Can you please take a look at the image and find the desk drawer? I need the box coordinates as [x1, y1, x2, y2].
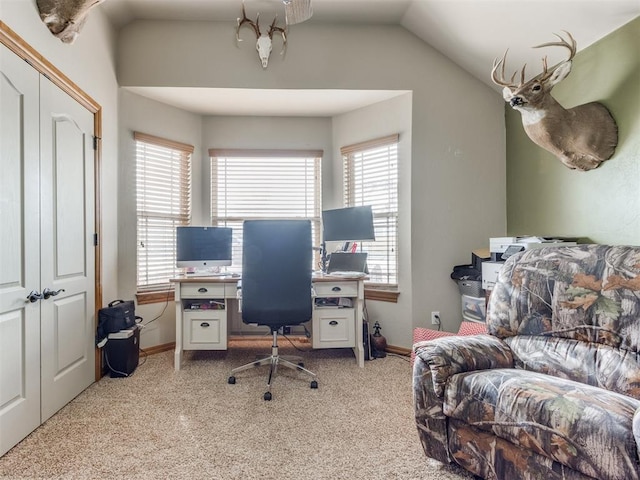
[181, 283, 226, 298]
[312, 308, 355, 348]
[314, 282, 358, 297]
[183, 311, 227, 350]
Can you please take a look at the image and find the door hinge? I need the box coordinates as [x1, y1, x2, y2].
[93, 233, 99, 246]
[93, 136, 100, 150]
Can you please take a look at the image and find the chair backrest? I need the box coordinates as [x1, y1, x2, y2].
[241, 219, 312, 327]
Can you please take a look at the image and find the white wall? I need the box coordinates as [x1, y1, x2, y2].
[116, 20, 507, 348]
[2, 1, 120, 306]
[117, 89, 203, 348]
[332, 94, 413, 347]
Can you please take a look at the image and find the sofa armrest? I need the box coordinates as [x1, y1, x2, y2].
[414, 335, 514, 397]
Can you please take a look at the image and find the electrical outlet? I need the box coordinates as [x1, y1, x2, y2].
[282, 326, 291, 335]
[431, 311, 441, 325]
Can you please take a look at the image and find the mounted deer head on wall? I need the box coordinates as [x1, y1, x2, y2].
[492, 31, 618, 171]
[236, 3, 287, 69]
[37, 0, 105, 44]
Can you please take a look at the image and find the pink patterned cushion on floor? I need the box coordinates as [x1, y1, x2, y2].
[411, 321, 487, 366]
[458, 321, 488, 336]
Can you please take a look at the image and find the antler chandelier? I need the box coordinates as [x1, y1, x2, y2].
[236, 0, 313, 68]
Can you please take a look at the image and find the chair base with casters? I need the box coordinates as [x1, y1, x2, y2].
[228, 329, 318, 401]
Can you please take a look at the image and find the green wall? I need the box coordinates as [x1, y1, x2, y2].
[506, 17, 640, 245]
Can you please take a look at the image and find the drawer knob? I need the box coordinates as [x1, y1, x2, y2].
[198, 288, 208, 293]
[200, 322, 210, 328]
[331, 286, 341, 292]
[329, 320, 339, 326]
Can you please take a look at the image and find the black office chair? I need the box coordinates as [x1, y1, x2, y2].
[227, 219, 318, 401]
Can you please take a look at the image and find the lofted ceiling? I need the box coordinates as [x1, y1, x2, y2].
[100, 0, 640, 116]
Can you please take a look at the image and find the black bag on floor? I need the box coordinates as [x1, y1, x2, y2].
[96, 300, 140, 343]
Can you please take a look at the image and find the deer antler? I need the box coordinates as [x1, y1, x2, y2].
[236, 2, 260, 41]
[491, 50, 527, 89]
[492, 31, 576, 89]
[532, 31, 577, 82]
[268, 15, 287, 54]
[533, 31, 577, 58]
[236, 4, 288, 68]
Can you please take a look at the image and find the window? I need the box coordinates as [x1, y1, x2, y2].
[135, 132, 192, 298]
[209, 149, 322, 271]
[342, 134, 399, 286]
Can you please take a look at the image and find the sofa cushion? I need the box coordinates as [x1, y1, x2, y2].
[444, 369, 640, 480]
[506, 335, 640, 400]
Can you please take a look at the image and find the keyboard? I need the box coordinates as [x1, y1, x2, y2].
[327, 271, 367, 278]
[184, 272, 240, 278]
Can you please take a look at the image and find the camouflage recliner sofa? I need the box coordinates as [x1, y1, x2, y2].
[413, 244, 640, 480]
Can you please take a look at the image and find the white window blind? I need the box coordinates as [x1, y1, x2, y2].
[136, 132, 193, 292]
[209, 149, 322, 271]
[342, 134, 399, 285]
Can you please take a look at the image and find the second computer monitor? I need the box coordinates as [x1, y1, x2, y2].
[321, 206, 375, 242]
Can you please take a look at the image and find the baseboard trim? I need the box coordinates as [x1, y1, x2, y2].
[141, 339, 406, 357]
[141, 342, 175, 356]
[386, 345, 411, 356]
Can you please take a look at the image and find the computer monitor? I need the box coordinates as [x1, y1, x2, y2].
[322, 206, 376, 242]
[176, 226, 233, 269]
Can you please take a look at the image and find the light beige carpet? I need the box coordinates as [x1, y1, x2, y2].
[0, 339, 474, 479]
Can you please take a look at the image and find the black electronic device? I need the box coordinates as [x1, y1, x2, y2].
[321, 206, 375, 242]
[327, 252, 368, 273]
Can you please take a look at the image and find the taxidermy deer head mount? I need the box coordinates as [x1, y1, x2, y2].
[491, 31, 618, 171]
[236, 2, 287, 69]
[36, 0, 105, 44]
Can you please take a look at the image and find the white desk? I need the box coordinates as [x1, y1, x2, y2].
[171, 275, 366, 371]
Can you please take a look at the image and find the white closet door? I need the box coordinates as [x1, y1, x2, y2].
[39, 75, 96, 422]
[0, 45, 42, 456]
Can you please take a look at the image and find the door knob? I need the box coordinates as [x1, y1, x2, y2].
[43, 288, 65, 300]
[26, 291, 43, 303]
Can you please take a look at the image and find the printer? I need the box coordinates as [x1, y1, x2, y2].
[482, 237, 577, 290]
[489, 236, 577, 261]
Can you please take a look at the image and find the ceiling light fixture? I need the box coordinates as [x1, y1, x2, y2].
[282, 0, 313, 25]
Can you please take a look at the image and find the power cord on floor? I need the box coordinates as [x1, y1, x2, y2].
[138, 347, 148, 367]
[385, 352, 411, 363]
[281, 329, 314, 352]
